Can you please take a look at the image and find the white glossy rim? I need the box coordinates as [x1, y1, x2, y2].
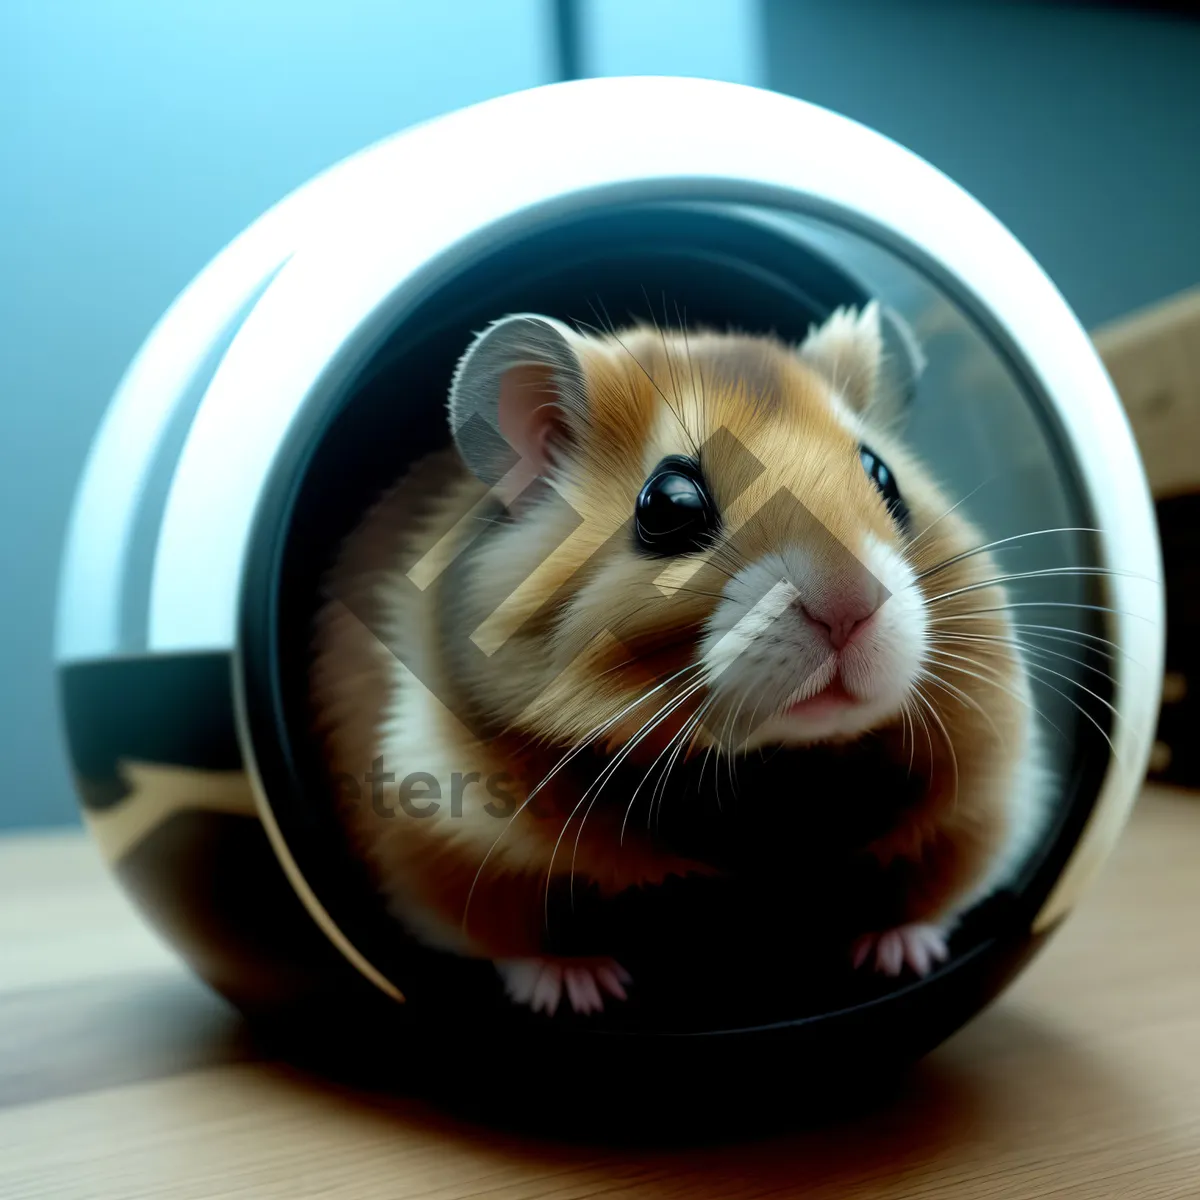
[54, 113, 451, 663]
[136, 75, 1158, 979]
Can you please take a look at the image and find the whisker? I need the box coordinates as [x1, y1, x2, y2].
[933, 630, 1118, 686]
[917, 662, 1004, 743]
[915, 527, 1103, 582]
[725, 685, 755, 791]
[461, 661, 701, 931]
[585, 595, 724, 674]
[696, 733, 723, 815]
[647, 708, 693, 831]
[1002, 624, 1125, 660]
[928, 614, 1142, 661]
[650, 696, 715, 832]
[1007, 626, 1148, 672]
[1020, 660, 1120, 762]
[930, 600, 1155, 623]
[650, 286, 685, 414]
[619, 685, 711, 846]
[923, 566, 1153, 608]
[685, 538, 754, 586]
[735, 674, 787, 760]
[716, 688, 741, 795]
[654, 583, 737, 604]
[922, 646, 1067, 744]
[561, 676, 708, 913]
[1016, 654, 1122, 723]
[904, 477, 995, 554]
[911, 681, 958, 808]
[675, 300, 709, 442]
[606, 306, 700, 459]
[901, 698, 917, 776]
[909, 689, 934, 768]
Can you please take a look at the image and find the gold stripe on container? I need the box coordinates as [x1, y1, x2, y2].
[84, 761, 259, 862]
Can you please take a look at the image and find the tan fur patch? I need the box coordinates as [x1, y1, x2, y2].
[312, 322, 1035, 960]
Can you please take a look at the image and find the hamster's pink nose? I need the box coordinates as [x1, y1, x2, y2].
[796, 586, 882, 650]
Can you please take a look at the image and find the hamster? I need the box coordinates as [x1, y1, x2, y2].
[310, 302, 1048, 1016]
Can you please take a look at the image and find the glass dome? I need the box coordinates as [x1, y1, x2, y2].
[54, 79, 1163, 1116]
[235, 192, 1153, 1038]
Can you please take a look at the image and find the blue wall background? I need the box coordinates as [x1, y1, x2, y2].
[761, 0, 1200, 330]
[0, 0, 556, 829]
[0, 0, 761, 830]
[1, 0, 1197, 829]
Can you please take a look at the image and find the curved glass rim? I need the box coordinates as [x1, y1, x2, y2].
[231, 190, 1146, 1035]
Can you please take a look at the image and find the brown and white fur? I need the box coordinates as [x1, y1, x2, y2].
[311, 304, 1048, 1015]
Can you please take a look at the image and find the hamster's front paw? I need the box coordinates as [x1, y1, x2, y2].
[851, 923, 949, 978]
[496, 957, 632, 1015]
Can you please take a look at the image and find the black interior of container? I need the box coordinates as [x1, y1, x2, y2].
[239, 200, 1115, 1065]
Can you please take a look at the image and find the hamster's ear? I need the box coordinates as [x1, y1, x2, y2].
[797, 301, 886, 413]
[448, 313, 589, 487]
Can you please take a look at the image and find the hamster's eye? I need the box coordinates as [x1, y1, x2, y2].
[635, 456, 718, 556]
[859, 444, 910, 530]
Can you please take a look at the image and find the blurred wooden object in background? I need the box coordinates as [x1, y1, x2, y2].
[1093, 286, 1200, 789]
[1094, 287, 1200, 503]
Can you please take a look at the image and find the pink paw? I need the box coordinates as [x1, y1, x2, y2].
[852, 923, 949, 978]
[496, 957, 632, 1015]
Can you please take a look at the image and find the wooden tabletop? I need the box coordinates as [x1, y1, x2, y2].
[2, 784, 1199, 1199]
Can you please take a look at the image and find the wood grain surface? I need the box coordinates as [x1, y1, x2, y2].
[2, 786, 1199, 1199]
